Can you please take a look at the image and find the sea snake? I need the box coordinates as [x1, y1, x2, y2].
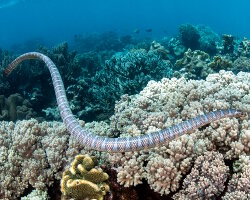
[5, 52, 244, 153]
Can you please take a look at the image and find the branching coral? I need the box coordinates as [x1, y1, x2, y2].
[146, 154, 182, 195]
[228, 155, 250, 193]
[0, 49, 12, 95]
[107, 70, 249, 196]
[85, 48, 173, 120]
[173, 151, 229, 199]
[222, 155, 250, 199]
[0, 70, 249, 199]
[0, 119, 88, 199]
[21, 189, 49, 200]
[53, 47, 173, 122]
[115, 152, 146, 187]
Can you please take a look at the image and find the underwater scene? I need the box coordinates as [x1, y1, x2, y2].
[0, 0, 249, 199]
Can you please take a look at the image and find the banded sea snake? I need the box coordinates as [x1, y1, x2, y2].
[5, 52, 245, 153]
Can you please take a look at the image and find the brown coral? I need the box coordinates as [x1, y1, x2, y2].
[107, 71, 249, 197]
[173, 151, 229, 200]
[174, 48, 211, 79]
[0, 71, 249, 199]
[146, 154, 182, 195]
[223, 155, 250, 199]
[0, 93, 36, 121]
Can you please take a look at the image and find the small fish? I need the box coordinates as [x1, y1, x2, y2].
[145, 28, 152, 32]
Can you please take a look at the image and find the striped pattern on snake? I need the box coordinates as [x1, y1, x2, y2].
[5, 52, 244, 152]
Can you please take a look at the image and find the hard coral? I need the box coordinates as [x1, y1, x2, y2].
[146, 155, 182, 195]
[105, 168, 139, 200]
[196, 25, 220, 55]
[233, 56, 250, 72]
[0, 48, 12, 94]
[0, 93, 36, 121]
[85, 48, 172, 120]
[208, 55, 232, 71]
[222, 191, 249, 200]
[173, 151, 229, 200]
[228, 155, 250, 194]
[61, 154, 109, 200]
[1, 70, 249, 199]
[107, 71, 249, 197]
[174, 48, 247, 80]
[167, 37, 186, 59]
[174, 48, 210, 79]
[0, 119, 79, 199]
[237, 37, 250, 58]
[223, 155, 250, 199]
[150, 40, 169, 60]
[179, 24, 200, 50]
[222, 34, 235, 54]
[21, 189, 49, 200]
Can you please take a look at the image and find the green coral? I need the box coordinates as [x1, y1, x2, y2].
[61, 154, 109, 200]
[208, 55, 232, 71]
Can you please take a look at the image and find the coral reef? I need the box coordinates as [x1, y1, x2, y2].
[150, 40, 169, 60]
[167, 37, 186, 59]
[146, 154, 182, 195]
[69, 48, 172, 121]
[179, 24, 200, 50]
[237, 37, 250, 57]
[1, 41, 174, 122]
[168, 25, 219, 60]
[222, 155, 250, 200]
[232, 56, 250, 72]
[2, 27, 249, 124]
[0, 70, 249, 199]
[106, 70, 249, 196]
[173, 48, 248, 80]
[0, 49, 12, 95]
[105, 168, 139, 200]
[0, 93, 37, 121]
[61, 154, 109, 200]
[196, 25, 220, 55]
[227, 155, 250, 194]
[222, 34, 235, 54]
[38, 42, 79, 84]
[21, 189, 49, 200]
[0, 119, 79, 199]
[208, 55, 232, 71]
[173, 151, 229, 199]
[1, 25, 250, 199]
[174, 48, 211, 79]
[222, 191, 249, 200]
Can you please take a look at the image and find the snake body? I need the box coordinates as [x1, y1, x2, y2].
[5, 52, 244, 152]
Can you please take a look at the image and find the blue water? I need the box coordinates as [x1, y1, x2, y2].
[1, 0, 250, 50]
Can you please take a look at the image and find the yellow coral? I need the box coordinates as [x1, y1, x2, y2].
[61, 154, 109, 200]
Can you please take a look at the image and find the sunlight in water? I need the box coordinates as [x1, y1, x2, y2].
[0, 0, 23, 9]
